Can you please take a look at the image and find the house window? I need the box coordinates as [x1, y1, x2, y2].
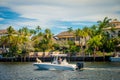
[76, 37, 80, 41]
[118, 31, 120, 37]
[68, 37, 74, 41]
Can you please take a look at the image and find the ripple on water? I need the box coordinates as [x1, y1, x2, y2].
[0, 62, 120, 80]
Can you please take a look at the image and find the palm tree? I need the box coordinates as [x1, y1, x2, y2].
[98, 17, 111, 28]
[97, 17, 111, 34]
[7, 26, 16, 57]
[87, 35, 102, 60]
[82, 27, 89, 55]
[75, 28, 81, 47]
[44, 29, 53, 40]
[75, 28, 86, 55]
[39, 28, 53, 57]
[90, 25, 98, 37]
[31, 27, 43, 52]
[67, 27, 73, 33]
[96, 17, 112, 54]
[76, 29, 87, 45]
[83, 26, 92, 38]
[36, 26, 41, 34]
[16, 27, 34, 61]
[67, 27, 75, 53]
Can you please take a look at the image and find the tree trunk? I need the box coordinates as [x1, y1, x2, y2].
[79, 37, 81, 56]
[93, 48, 96, 61]
[24, 56, 26, 62]
[42, 49, 45, 62]
[103, 49, 105, 61]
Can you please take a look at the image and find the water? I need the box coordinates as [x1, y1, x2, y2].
[0, 62, 120, 80]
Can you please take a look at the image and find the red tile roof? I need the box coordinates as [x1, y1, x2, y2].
[55, 31, 75, 37]
[0, 30, 7, 34]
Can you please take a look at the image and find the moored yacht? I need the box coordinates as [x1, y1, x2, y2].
[110, 57, 120, 62]
[110, 52, 120, 62]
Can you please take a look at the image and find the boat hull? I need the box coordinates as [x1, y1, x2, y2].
[33, 63, 76, 71]
[110, 57, 120, 62]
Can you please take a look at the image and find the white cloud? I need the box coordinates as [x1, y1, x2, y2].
[57, 26, 69, 29]
[0, 18, 4, 21]
[0, 0, 120, 31]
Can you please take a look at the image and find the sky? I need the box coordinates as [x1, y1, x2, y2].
[0, 0, 120, 34]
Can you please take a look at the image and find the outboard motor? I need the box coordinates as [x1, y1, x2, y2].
[76, 62, 84, 70]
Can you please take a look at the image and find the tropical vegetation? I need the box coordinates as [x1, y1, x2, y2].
[0, 17, 120, 57]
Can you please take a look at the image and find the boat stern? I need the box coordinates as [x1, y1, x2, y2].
[76, 62, 84, 70]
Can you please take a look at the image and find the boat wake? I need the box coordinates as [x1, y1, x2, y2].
[84, 67, 120, 71]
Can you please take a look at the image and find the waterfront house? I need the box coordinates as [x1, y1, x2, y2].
[0, 29, 8, 38]
[104, 19, 120, 52]
[55, 31, 89, 47]
[0, 29, 8, 54]
[104, 19, 120, 38]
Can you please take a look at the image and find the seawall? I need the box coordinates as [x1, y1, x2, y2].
[0, 56, 111, 62]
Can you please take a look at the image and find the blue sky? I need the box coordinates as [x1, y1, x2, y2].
[0, 0, 120, 34]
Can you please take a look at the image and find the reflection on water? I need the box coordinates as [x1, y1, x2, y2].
[0, 62, 120, 80]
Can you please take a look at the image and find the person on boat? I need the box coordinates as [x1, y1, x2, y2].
[58, 57, 62, 64]
[36, 58, 42, 63]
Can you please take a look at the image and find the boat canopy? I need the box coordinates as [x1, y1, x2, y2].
[51, 54, 67, 57]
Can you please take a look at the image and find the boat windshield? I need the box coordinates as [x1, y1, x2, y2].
[51, 54, 67, 57]
[51, 54, 68, 65]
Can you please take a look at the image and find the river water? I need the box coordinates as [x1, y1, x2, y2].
[0, 62, 120, 80]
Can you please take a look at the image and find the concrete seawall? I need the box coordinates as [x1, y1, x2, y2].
[0, 56, 111, 62]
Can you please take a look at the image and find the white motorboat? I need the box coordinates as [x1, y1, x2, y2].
[33, 54, 83, 71]
[33, 62, 76, 70]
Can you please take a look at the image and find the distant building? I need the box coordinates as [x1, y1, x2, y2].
[104, 19, 120, 38]
[0, 29, 8, 38]
[0, 29, 8, 54]
[55, 31, 75, 41]
[55, 31, 89, 46]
